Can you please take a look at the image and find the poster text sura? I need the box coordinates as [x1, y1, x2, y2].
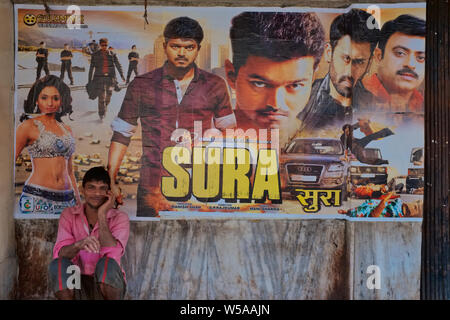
[161, 146, 280, 203]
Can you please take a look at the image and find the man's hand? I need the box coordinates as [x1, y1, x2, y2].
[358, 118, 373, 136]
[99, 190, 116, 215]
[76, 236, 101, 253]
[111, 183, 124, 207]
[97, 190, 119, 248]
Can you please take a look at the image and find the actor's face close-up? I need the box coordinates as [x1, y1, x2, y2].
[164, 38, 200, 69]
[377, 32, 425, 93]
[82, 181, 109, 209]
[227, 55, 315, 129]
[37, 86, 61, 114]
[100, 42, 108, 51]
[329, 35, 372, 98]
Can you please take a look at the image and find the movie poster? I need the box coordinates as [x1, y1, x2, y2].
[14, 4, 425, 219]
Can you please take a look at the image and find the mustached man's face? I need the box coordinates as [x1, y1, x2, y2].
[376, 32, 425, 94]
[225, 55, 315, 130]
[164, 38, 200, 70]
[328, 35, 372, 98]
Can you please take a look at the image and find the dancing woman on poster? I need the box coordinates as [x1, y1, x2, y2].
[15, 75, 80, 214]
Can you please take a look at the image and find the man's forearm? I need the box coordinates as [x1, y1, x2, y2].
[370, 201, 387, 218]
[114, 58, 124, 79]
[98, 215, 117, 248]
[88, 63, 94, 82]
[59, 242, 82, 260]
[108, 141, 128, 184]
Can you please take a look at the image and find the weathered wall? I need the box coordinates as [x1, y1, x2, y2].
[15, 218, 421, 300]
[0, 0, 17, 300]
[123, 219, 349, 299]
[352, 221, 422, 299]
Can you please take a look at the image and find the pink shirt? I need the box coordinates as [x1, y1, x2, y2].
[53, 204, 130, 277]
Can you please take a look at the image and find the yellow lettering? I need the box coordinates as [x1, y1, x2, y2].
[161, 147, 191, 199]
[252, 149, 280, 201]
[295, 189, 320, 212]
[222, 148, 251, 199]
[192, 147, 221, 200]
[318, 189, 341, 207]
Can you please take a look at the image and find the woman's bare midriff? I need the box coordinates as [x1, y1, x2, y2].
[26, 157, 73, 191]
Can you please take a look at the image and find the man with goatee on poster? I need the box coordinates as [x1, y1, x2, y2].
[108, 17, 236, 216]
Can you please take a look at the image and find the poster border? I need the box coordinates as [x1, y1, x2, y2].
[12, 2, 426, 222]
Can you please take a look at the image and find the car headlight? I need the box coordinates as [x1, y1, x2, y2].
[328, 164, 344, 172]
[377, 167, 386, 173]
[350, 167, 357, 173]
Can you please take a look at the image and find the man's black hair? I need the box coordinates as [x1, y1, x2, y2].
[82, 166, 111, 188]
[372, 191, 383, 198]
[163, 16, 204, 45]
[342, 123, 352, 131]
[39, 41, 45, 45]
[131, 45, 136, 49]
[23, 75, 73, 122]
[329, 9, 380, 54]
[378, 14, 425, 58]
[342, 124, 354, 140]
[229, 12, 325, 73]
[99, 38, 108, 44]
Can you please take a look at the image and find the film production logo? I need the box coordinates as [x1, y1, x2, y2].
[23, 5, 85, 29]
[23, 13, 37, 26]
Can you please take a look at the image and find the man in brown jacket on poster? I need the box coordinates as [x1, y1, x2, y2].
[88, 38, 125, 120]
[108, 17, 236, 217]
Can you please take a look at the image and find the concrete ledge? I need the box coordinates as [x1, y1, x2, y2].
[14, 218, 421, 299]
[352, 221, 421, 299]
[0, 256, 17, 300]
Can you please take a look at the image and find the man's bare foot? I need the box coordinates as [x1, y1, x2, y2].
[145, 188, 173, 214]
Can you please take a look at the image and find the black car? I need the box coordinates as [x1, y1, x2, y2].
[280, 138, 350, 200]
[350, 148, 388, 186]
[406, 147, 424, 193]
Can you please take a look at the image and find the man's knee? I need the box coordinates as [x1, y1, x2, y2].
[94, 257, 125, 298]
[48, 257, 79, 293]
